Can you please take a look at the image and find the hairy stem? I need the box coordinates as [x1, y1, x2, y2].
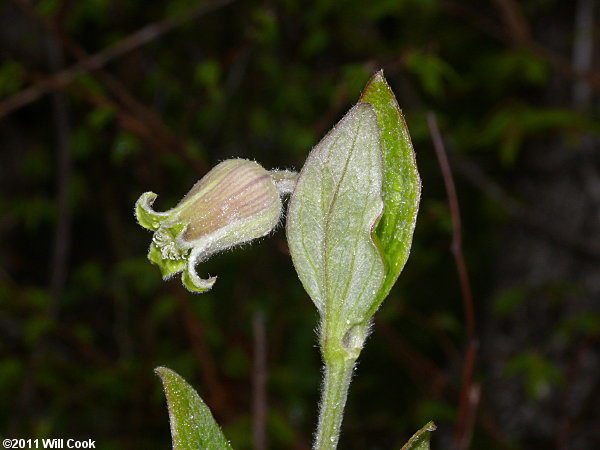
[314, 357, 356, 449]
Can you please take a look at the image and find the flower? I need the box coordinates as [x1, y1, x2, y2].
[135, 159, 296, 292]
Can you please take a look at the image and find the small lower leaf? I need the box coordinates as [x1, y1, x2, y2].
[400, 421, 436, 450]
[155, 366, 233, 450]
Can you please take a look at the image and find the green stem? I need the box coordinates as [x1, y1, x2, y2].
[314, 356, 356, 449]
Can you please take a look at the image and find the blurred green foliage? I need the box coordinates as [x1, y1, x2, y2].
[504, 351, 564, 401]
[1, 0, 599, 448]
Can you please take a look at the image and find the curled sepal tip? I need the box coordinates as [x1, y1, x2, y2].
[135, 159, 295, 293]
[182, 261, 216, 293]
[135, 192, 170, 231]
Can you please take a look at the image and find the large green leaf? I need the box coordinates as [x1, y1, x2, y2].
[359, 71, 421, 314]
[155, 367, 232, 450]
[400, 422, 436, 450]
[286, 103, 385, 359]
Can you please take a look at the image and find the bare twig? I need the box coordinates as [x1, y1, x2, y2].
[490, 0, 532, 44]
[454, 157, 600, 260]
[462, 383, 481, 448]
[572, 0, 595, 110]
[252, 313, 268, 450]
[427, 113, 478, 450]
[11, 0, 196, 159]
[378, 318, 510, 449]
[46, 33, 71, 309]
[0, 0, 234, 119]
[62, 82, 208, 173]
[556, 336, 597, 449]
[10, 28, 76, 439]
[427, 114, 476, 340]
[428, 144, 600, 448]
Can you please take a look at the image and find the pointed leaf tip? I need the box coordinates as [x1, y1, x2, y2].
[400, 421, 436, 450]
[155, 366, 232, 450]
[359, 71, 421, 313]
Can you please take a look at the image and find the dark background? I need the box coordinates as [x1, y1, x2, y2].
[1, 0, 599, 448]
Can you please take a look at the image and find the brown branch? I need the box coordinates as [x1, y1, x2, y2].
[427, 114, 476, 340]
[461, 382, 481, 448]
[11, 0, 196, 160]
[427, 113, 478, 450]
[61, 83, 206, 172]
[0, 0, 234, 119]
[453, 157, 600, 260]
[378, 318, 511, 449]
[571, 0, 595, 110]
[423, 125, 599, 448]
[556, 335, 597, 449]
[14, 58, 208, 173]
[252, 313, 268, 450]
[490, 0, 532, 44]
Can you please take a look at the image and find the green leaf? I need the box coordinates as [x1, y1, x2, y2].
[287, 102, 385, 359]
[401, 421, 436, 450]
[404, 50, 458, 98]
[155, 367, 232, 450]
[359, 71, 421, 315]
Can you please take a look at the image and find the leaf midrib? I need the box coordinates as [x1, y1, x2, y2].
[322, 114, 364, 333]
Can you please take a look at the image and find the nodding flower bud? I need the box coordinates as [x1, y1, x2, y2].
[135, 159, 297, 293]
